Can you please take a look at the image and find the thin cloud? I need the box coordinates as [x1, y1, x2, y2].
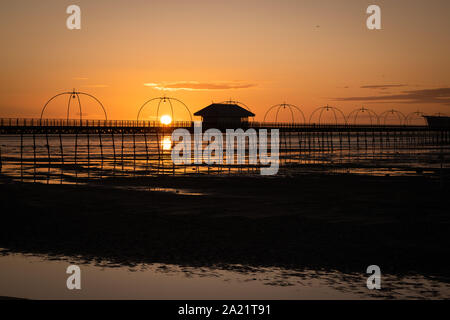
[360, 84, 407, 90]
[334, 87, 450, 105]
[144, 81, 257, 91]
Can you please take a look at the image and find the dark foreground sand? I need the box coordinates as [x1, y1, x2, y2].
[0, 173, 449, 278]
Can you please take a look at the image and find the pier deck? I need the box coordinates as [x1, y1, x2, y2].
[0, 118, 447, 134]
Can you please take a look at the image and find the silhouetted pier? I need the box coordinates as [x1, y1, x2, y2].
[1, 117, 449, 134]
[0, 117, 449, 183]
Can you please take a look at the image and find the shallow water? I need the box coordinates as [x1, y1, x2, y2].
[0, 252, 449, 300]
[1, 133, 448, 185]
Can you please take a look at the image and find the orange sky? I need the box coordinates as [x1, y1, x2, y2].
[0, 0, 449, 123]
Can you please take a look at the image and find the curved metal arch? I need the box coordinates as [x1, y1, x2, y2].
[319, 106, 336, 124]
[346, 107, 379, 125]
[40, 90, 107, 121]
[167, 99, 175, 122]
[169, 97, 193, 121]
[136, 96, 193, 122]
[77, 92, 108, 121]
[275, 104, 294, 122]
[155, 99, 165, 123]
[309, 105, 347, 125]
[137, 97, 164, 121]
[263, 103, 306, 123]
[219, 100, 253, 113]
[41, 92, 73, 120]
[405, 111, 425, 125]
[66, 93, 83, 122]
[75, 93, 82, 121]
[317, 107, 326, 124]
[379, 109, 406, 125]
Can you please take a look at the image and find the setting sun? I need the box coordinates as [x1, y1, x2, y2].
[160, 115, 172, 125]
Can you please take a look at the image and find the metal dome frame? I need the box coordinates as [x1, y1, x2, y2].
[379, 109, 406, 125]
[405, 111, 425, 125]
[136, 96, 193, 122]
[40, 89, 107, 121]
[309, 105, 347, 125]
[218, 100, 254, 113]
[346, 107, 379, 125]
[263, 103, 306, 123]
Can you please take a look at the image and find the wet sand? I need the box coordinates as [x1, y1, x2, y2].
[0, 173, 449, 278]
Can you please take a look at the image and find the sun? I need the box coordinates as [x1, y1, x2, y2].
[160, 114, 172, 125]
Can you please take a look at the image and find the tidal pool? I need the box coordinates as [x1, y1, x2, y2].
[0, 252, 449, 300]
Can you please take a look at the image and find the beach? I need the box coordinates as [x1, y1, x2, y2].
[1, 173, 449, 279]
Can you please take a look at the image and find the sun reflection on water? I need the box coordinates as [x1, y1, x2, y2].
[161, 136, 172, 150]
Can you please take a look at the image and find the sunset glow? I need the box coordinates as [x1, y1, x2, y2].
[1, 1, 449, 303]
[160, 115, 172, 125]
[0, 0, 449, 121]
[161, 136, 172, 150]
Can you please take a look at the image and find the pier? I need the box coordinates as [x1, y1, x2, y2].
[0, 117, 449, 184]
[0, 117, 448, 133]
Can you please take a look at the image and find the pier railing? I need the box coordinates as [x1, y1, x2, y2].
[0, 118, 430, 130]
[0, 118, 193, 128]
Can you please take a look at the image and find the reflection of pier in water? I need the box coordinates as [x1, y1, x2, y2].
[0, 118, 449, 184]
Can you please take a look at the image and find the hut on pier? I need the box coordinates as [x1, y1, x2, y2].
[194, 103, 255, 128]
